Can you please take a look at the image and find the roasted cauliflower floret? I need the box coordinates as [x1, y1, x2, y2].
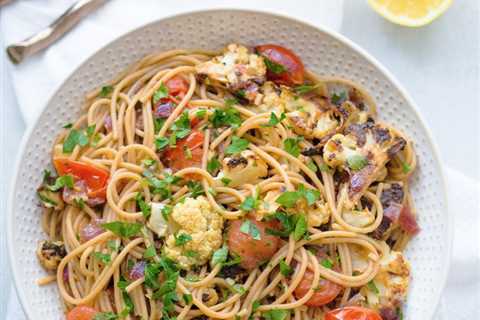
[217, 150, 268, 188]
[307, 201, 330, 227]
[196, 44, 266, 101]
[342, 209, 375, 228]
[164, 197, 223, 269]
[323, 133, 361, 168]
[361, 249, 410, 310]
[147, 202, 169, 237]
[36, 240, 67, 271]
[256, 190, 282, 219]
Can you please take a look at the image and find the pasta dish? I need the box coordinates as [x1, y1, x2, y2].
[35, 43, 420, 320]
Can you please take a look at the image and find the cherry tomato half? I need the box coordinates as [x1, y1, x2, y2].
[294, 270, 342, 307]
[66, 305, 98, 320]
[325, 306, 382, 320]
[165, 76, 189, 97]
[255, 44, 305, 86]
[163, 130, 204, 172]
[227, 217, 281, 270]
[54, 158, 109, 199]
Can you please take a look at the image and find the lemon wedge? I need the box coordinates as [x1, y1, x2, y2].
[368, 0, 453, 27]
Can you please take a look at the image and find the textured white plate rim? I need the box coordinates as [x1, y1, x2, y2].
[6, 8, 452, 320]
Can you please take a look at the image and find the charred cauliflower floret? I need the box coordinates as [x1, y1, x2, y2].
[307, 201, 331, 227]
[217, 150, 268, 188]
[323, 133, 361, 168]
[196, 44, 266, 101]
[361, 250, 410, 310]
[36, 240, 67, 271]
[37, 186, 64, 211]
[164, 197, 223, 269]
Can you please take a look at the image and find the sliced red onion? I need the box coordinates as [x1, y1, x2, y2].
[154, 101, 175, 118]
[63, 267, 69, 282]
[129, 261, 146, 280]
[80, 222, 104, 242]
[380, 307, 399, 320]
[87, 196, 105, 207]
[104, 115, 113, 132]
[62, 180, 88, 205]
[383, 203, 402, 223]
[399, 205, 420, 235]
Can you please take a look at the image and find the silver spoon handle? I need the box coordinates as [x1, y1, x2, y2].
[6, 0, 108, 64]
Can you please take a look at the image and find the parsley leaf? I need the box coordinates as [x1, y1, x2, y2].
[266, 212, 297, 237]
[99, 85, 113, 98]
[207, 157, 221, 174]
[284, 137, 302, 157]
[143, 245, 157, 259]
[93, 312, 118, 320]
[401, 161, 411, 174]
[347, 154, 368, 171]
[183, 293, 193, 305]
[175, 233, 192, 246]
[221, 177, 232, 186]
[47, 175, 74, 191]
[155, 137, 169, 150]
[211, 245, 229, 267]
[225, 136, 249, 154]
[135, 193, 151, 218]
[153, 83, 169, 103]
[225, 97, 239, 108]
[293, 214, 307, 241]
[263, 309, 289, 320]
[195, 109, 207, 119]
[93, 252, 111, 265]
[86, 124, 96, 138]
[252, 300, 261, 313]
[240, 220, 261, 240]
[320, 258, 333, 269]
[63, 123, 73, 129]
[240, 196, 259, 212]
[263, 112, 286, 127]
[367, 280, 380, 295]
[187, 181, 204, 198]
[101, 221, 142, 238]
[279, 260, 293, 276]
[263, 57, 287, 74]
[63, 129, 89, 153]
[306, 160, 318, 172]
[331, 91, 347, 105]
[275, 191, 302, 208]
[210, 107, 242, 129]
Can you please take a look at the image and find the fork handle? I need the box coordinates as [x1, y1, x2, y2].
[6, 0, 108, 64]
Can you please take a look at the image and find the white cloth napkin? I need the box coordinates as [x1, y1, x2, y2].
[2, 1, 478, 319]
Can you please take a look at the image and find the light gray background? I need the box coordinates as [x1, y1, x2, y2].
[1, 1, 478, 319]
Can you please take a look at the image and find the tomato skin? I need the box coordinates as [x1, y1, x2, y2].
[163, 130, 204, 172]
[227, 218, 280, 270]
[294, 270, 342, 307]
[255, 44, 305, 85]
[53, 159, 109, 199]
[165, 76, 189, 97]
[325, 307, 382, 320]
[66, 305, 98, 320]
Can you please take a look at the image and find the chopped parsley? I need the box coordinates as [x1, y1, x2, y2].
[47, 175, 74, 191]
[240, 220, 261, 240]
[262, 112, 286, 127]
[252, 300, 261, 313]
[294, 84, 319, 95]
[367, 280, 380, 295]
[86, 124, 96, 137]
[142, 159, 156, 167]
[262, 309, 289, 320]
[155, 137, 169, 150]
[187, 181, 205, 198]
[211, 245, 228, 267]
[183, 293, 193, 305]
[135, 193, 151, 218]
[101, 221, 142, 238]
[210, 107, 242, 129]
[93, 252, 111, 265]
[275, 184, 320, 208]
[63, 123, 73, 129]
[320, 258, 333, 269]
[225, 136, 249, 155]
[93, 312, 117, 320]
[63, 129, 89, 153]
[175, 233, 192, 246]
[293, 214, 307, 241]
[207, 157, 221, 174]
[263, 57, 287, 74]
[221, 177, 232, 186]
[279, 260, 293, 276]
[195, 109, 207, 119]
[225, 97, 239, 108]
[240, 195, 259, 212]
[143, 245, 157, 259]
[152, 83, 169, 103]
[99, 85, 114, 98]
[306, 160, 318, 172]
[283, 137, 303, 157]
[401, 161, 411, 174]
[331, 91, 347, 105]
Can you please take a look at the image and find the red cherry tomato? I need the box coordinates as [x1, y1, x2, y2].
[165, 76, 189, 97]
[54, 158, 109, 199]
[66, 306, 98, 320]
[163, 130, 204, 172]
[227, 218, 281, 270]
[255, 44, 305, 85]
[325, 307, 383, 320]
[294, 270, 342, 306]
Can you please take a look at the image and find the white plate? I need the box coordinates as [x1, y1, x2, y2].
[7, 9, 451, 320]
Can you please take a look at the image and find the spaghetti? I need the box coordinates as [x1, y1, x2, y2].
[35, 43, 420, 320]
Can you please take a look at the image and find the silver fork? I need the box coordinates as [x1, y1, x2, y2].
[6, 0, 109, 64]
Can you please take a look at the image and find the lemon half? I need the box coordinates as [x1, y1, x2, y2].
[368, 0, 453, 27]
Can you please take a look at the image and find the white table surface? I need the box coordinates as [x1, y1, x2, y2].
[1, 1, 478, 319]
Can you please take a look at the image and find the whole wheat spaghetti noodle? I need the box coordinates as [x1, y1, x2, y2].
[35, 43, 420, 320]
